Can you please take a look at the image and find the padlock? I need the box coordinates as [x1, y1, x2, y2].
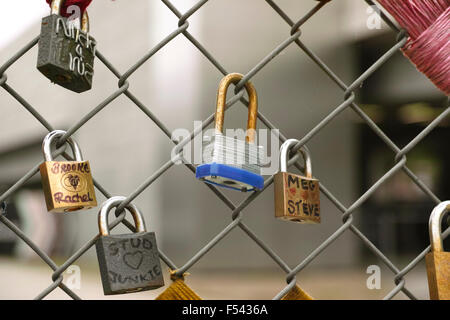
[425, 201, 450, 300]
[274, 139, 320, 223]
[281, 284, 313, 300]
[156, 270, 202, 300]
[95, 196, 164, 295]
[196, 73, 264, 192]
[39, 130, 97, 213]
[37, 0, 96, 93]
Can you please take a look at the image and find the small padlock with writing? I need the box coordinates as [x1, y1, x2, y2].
[39, 130, 97, 213]
[425, 201, 450, 300]
[37, 0, 96, 93]
[274, 139, 320, 223]
[196, 73, 264, 192]
[95, 196, 165, 295]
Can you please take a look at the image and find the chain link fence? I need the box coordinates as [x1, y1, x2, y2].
[0, 0, 449, 300]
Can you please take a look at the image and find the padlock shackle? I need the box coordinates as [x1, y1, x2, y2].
[51, 0, 90, 33]
[280, 139, 312, 178]
[81, 11, 90, 33]
[42, 130, 83, 162]
[429, 201, 450, 252]
[51, 0, 63, 15]
[98, 196, 147, 236]
[215, 73, 258, 144]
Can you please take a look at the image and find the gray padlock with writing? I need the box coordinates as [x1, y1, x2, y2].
[95, 196, 164, 295]
[37, 0, 96, 93]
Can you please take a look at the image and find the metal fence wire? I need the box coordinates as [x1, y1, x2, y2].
[0, 0, 449, 300]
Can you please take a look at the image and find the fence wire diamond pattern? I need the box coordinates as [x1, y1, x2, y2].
[0, 0, 449, 300]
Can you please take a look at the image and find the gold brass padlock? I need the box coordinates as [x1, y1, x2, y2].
[39, 130, 97, 213]
[156, 270, 202, 300]
[281, 284, 313, 300]
[274, 139, 320, 223]
[425, 201, 450, 300]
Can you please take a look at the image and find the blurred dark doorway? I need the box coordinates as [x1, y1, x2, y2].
[0, 141, 65, 258]
[353, 32, 449, 256]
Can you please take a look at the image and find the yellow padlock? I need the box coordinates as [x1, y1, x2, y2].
[425, 201, 450, 300]
[281, 284, 313, 300]
[155, 270, 201, 300]
[39, 130, 97, 213]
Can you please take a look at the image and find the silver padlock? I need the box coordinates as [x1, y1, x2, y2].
[196, 73, 265, 192]
[95, 196, 164, 295]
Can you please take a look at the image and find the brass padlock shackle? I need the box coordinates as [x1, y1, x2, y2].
[280, 139, 312, 178]
[215, 73, 258, 144]
[98, 196, 147, 236]
[429, 201, 450, 252]
[42, 130, 83, 162]
[51, 0, 90, 33]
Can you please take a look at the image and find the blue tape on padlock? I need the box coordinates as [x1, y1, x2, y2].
[196, 163, 264, 192]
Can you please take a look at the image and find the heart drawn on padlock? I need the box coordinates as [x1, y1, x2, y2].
[123, 251, 144, 270]
[67, 174, 80, 190]
[289, 187, 297, 196]
[61, 172, 87, 192]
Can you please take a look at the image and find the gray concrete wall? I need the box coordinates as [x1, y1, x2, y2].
[0, 0, 415, 268]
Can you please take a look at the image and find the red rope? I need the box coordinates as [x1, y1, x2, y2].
[377, 0, 449, 95]
[45, 0, 93, 17]
[377, 0, 449, 39]
[402, 7, 450, 95]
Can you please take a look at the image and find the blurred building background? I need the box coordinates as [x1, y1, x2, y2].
[0, 0, 448, 299]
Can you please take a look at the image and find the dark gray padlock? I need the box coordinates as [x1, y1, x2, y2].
[95, 196, 164, 295]
[37, 0, 96, 93]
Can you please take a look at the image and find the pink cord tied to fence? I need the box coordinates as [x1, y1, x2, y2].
[377, 0, 450, 95]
